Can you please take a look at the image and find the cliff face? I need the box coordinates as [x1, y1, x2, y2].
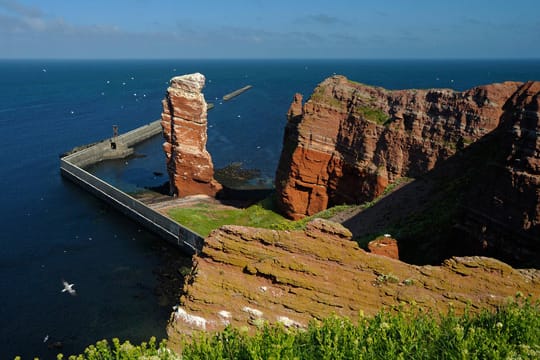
[276, 76, 539, 266]
[166, 219, 540, 351]
[161, 73, 222, 197]
[275, 76, 522, 219]
[456, 81, 540, 264]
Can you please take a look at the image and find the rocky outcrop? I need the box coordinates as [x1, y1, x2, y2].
[167, 219, 540, 351]
[275, 76, 523, 219]
[161, 73, 222, 197]
[367, 236, 399, 260]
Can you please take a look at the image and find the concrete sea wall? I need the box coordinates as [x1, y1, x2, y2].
[60, 120, 204, 255]
[222, 85, 252, 101]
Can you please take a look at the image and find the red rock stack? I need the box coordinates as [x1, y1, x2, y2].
[161, 73, 222, 197]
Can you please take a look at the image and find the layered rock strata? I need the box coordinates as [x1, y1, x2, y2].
[458, 81, 540, 264]
[332, 81, 540, 266]
[167, 219, 540, 351]
[275, 76, 522, 219]
[161, 73, 222, 197]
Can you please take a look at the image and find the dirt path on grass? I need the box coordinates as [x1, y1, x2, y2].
[133, 191, 250, 215]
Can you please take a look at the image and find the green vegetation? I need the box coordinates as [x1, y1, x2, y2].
[347, 79, 365, 86]
[269, 203, 354, 231]
[309, 87, 342, 108]
[41, 296, 539, 359]
[375, 273, 400, 284]
[167, 196, 353, 237]
[357, 105, 390, 125]
[168, 197, 287, 237]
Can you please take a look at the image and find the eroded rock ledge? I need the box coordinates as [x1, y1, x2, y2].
[167, 219, 540, 350]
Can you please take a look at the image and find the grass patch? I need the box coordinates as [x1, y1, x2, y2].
[357, 105, 390, 125]
[309, 87, 342, 108]
[167, 196, 354, 237]
[54, 296, 540, 359]
[168, 197, 290, 237]
[269, 203, 354, 231]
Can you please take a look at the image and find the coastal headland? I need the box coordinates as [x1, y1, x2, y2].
[275, 76, 540, 267]
[163, 75, 539, 348]
[60, 73, 539, 356]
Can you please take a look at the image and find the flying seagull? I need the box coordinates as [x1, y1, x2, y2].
[61, 280, 76, 296]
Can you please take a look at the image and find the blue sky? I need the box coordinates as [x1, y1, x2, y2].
[1, 0, 539, 59]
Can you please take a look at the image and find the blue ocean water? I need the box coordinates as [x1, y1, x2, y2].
[0, 59, 539, 359]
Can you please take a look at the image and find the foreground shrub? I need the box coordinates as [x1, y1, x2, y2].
[29, 296, 539, 359]
[180, 296, 540, 360]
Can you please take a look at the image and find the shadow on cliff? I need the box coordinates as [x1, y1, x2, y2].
[165, 94, 178, 196]
[341, 115, 539, 268]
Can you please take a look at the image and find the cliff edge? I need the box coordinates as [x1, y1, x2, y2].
[167, 219, 540, 352]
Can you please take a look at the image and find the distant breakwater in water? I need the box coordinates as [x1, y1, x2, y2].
[223, 85, 252, 101]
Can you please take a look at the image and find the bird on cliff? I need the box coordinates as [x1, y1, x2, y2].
[61, 280, 76, 296]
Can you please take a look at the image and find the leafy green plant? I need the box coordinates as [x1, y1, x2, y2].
[28, 296, 538, 360]
[176, 295, 539, 360]
[375, 273, 400, 284]
[52, 337, 179, 360]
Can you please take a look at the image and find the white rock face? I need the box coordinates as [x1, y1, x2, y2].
[170, 73, 206, 93]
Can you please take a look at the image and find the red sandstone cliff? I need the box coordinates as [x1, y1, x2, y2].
[275, 76, 522, 219]
[276, 76, 539, 267]
[161, 73, 222, 197]
[163, 79, 540, 349]
[166, 219, 540, 351]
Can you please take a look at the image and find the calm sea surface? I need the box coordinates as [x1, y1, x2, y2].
[1, 59, 539, 359]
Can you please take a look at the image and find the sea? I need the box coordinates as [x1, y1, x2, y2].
[1, 59, 539, 359]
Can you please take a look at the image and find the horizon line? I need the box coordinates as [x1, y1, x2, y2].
[1, 57, 540, 62]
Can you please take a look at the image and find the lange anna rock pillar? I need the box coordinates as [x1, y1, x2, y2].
[161, 73, 222, 197]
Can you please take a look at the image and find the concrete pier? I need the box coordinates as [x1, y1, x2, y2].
[62, 120, 163, 167]
[60, 120, 204, 255]
[223, 85, 252, 101]
[60, 84, 254, 254]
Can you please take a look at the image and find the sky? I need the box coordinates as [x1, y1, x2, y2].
[1, 0, 539, 59]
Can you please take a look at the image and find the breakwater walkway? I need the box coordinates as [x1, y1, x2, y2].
[60, 120, 204, 255]
[60, 84, 254, 254]
[223, 85, 252, 101]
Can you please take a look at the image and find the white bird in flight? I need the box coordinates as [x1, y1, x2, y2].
[61, 280, 76, 296]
